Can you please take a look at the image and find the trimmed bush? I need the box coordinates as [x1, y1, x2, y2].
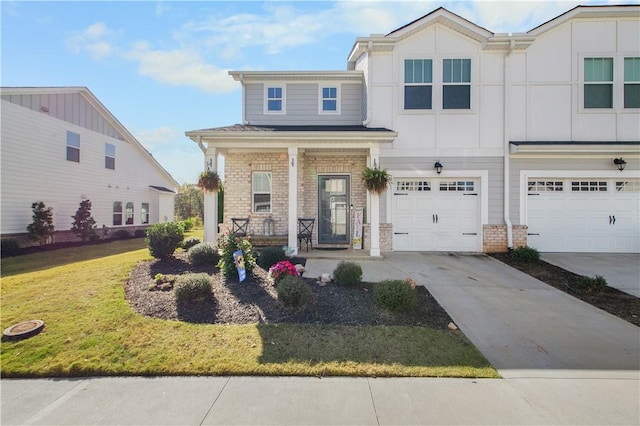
[180, 218, 194, 232]
[333, 261, 363, 286]
[114, 229, 130, 239]
[374, 279, 416, 312]
[146, 222, 184, 259]
[580, 275, 608, 292]
[188, 242, 220, 266]
[277, 275, 312, 308]
[1, 239, 20, 258]
[258, 246, 287, 270]
[512, 246, 540, 263]
[182, 237, 201, 251]
[217, 232, 256, 281]
[174, 273, 212, 302]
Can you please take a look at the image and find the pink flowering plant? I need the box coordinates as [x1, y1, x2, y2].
[268, 260, 299, 285]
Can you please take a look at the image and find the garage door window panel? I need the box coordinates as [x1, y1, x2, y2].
[396, 180, 431, 191]
[571, 181, 607, 192]
[528, 181, 564, 192]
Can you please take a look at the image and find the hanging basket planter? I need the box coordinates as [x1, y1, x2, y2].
[197, 170, 221, 192]
[362, 166, 392, 196]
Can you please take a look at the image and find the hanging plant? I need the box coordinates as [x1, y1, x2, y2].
[362, 166, 392, 196]
[197, 170, 221, 192]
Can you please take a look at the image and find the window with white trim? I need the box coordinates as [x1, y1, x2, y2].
[440, 181, 475, 191]
[141, 203, 149, 224]
[404, 59, 432, 109]
[66, 131, 80, 162]
[396, 180, 431, 191]
[125, 202, 134, 224]
[105, 143, 115, 170]
[571, 181, 607, 192]
[584, 58, 613, 108]
[320, 86, 339, 113]
[113, 202, 123, 226]
[443, 59, 471, 109]
[624, 57, 640, 108]
[616, 181, 640, 192]
[252, 172, 271, 212]
[528, 181, 564, 192]
[266, 86, 284, 113]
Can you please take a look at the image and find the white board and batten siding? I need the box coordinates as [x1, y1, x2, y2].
[1, 92, 177, 236]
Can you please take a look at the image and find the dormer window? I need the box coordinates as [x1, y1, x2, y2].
[265, 85, 285, 113]
[319, 85, 340, 114]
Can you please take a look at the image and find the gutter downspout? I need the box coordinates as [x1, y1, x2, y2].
[504, 39, 515, 250]
[362, 40, 373, 126]
[196, 135, 206, 154]
[238, 73, 248, 125]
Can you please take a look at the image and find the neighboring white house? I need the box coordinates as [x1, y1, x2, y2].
[1, 86, 178, 245]
[187, 5, 640, 255]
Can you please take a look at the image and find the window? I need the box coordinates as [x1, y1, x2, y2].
[125, 202, 134, 225]
[584, 58, 613, 108]
[624, 57, 640, 108]
[113, 202, 123, 226]
[266, 86, 284, 112]
[320, 86, 338, 113]
[396, 180, 431, 191]
[252, 172, 271, 213]
[443, 59, 471, 109]
[404, 59, 432, 109]
[440, 181, 475, 191]
[105, 143, 116, 170]
[528, 181, 564, 192]
[66, 131, 80, 162]
[141, 203, 149, 224]
[571, 181, 607, 192]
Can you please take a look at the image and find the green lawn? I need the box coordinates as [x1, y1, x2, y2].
[1, 236, 497, 378]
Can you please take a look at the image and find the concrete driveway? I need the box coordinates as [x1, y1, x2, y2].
[541, 252, 640, 297]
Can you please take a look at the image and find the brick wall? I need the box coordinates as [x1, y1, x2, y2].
[483, 224, 529, 253]
[363, 223, 393, 252]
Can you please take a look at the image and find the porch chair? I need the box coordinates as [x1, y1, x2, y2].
[231, 218, 250, 237]
[297, 218, 315, 252]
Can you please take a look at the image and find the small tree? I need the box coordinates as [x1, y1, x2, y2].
[27, 201, 55, 245]
[71, 199, 97, 241]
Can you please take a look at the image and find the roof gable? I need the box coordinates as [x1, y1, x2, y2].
[528, 4, 640, 36]
[386, 7, 493, 41]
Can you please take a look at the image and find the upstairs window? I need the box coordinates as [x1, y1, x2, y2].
[266, 86, 284, 112]
[105, 143, 116, 170]
[252, 172, 271, 213]
[584, 57, 613, 108]
[141, 203, 149, 224]
[404, 59, 432, 109]
[66, 131, 80, 162]
[125, 202, 134, 224]
[113, 202, 123, 226]
[443, 59, 471, 109]
[624, 57, 640, 108]
[320, 86, 338, 113]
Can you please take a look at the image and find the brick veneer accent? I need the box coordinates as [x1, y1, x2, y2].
[483, 224, 529, 253]
[363, 223, 393, 252]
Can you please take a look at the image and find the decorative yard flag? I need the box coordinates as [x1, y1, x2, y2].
[352, 207, 364, 249]
[233, 250, 247, 282]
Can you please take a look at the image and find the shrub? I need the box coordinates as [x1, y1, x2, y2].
[217, 232, 256, 280]
[1, 239, 20, 258]
[374, 279, 416, 312]
[70, 199, 97, 242]
[174, 273, 212, 301]
[114, 229, 130, 239]
[277, 275, 312, 308]
[181, 218, 194, 232]
[333, 261, 363, 286]
[512, 246, 540, 263]
[188, 242, 220, 266]
[146, 222, 184, 259]
[134, 229, 146, 238]
[148, 273, 176, 291]
[182, 236, 201, 250]
[258, 246, 287, 269]
[580, 275, 608, 292]
[27, 201, 55, 245]
[268, 260, 299, 285]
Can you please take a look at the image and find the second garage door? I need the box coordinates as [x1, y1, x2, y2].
[392, 178, 479, 251]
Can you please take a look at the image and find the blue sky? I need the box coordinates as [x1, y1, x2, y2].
[1, 0, 627, 184]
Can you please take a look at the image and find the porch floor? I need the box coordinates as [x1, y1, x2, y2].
[295, 248, 382, 260]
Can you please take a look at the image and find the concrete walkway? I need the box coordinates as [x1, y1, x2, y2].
[541, 252, 640, 297]
[3, 253, 639, 425]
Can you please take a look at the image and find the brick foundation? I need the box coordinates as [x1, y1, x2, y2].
[483, 224, 529, 253]
[363, 223, 393, 252]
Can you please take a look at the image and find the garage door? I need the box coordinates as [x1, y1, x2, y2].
[392, 179, 479, 251]
[527, 179, 640, 253]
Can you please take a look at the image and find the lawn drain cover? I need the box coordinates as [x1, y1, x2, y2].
[3, 319, 45, 340]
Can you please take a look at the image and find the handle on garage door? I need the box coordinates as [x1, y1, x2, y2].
[609, 215, 616, 225]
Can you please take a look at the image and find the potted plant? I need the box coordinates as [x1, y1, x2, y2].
[197, 170, 221, 192]
[362, 166, 392, 195]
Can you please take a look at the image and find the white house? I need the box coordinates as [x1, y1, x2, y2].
[1, 87, 178, 245]
[187, 5, 639, 256]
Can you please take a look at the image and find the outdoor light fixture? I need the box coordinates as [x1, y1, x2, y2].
[613, 157, 627, 172]
[434, 161, 443, 174]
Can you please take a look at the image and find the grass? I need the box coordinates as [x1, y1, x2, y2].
[1, 234, 497, 378]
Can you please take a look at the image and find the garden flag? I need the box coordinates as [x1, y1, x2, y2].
[233, 250, 247, 282]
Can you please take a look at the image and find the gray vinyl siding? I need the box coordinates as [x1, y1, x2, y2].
[1, 93, 125, 140]
[380, 156, 504, 224]
[509, 157, 640, 225]
[244, 83, 363, 125]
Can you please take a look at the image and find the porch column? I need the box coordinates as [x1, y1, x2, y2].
[369, 147, 381, 257]
[287, 147, 299, 255]
[204, 148, 218, 245]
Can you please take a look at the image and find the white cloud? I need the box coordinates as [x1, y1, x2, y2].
[66, 22, 117, 61]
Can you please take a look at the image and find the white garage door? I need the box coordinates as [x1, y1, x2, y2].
[392, 179, 479, 251]
[527, 179, 640, 253]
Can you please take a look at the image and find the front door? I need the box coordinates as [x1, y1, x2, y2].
[318, 175, 350, 244]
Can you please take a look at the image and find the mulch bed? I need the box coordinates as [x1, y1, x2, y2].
[124, 253, 453, 328]
[490, 252, 640, 327]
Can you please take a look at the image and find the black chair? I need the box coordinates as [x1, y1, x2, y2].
[231, 218, 249, 237]
[297, 218, 315, 252]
